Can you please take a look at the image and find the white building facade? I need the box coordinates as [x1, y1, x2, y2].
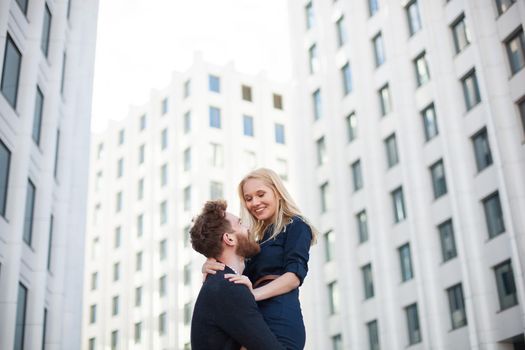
[81, 56, 292, 350]
[288, 0, 525, 349]
[0, 0, 99, 349]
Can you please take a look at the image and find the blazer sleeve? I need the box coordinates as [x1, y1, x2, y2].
[214, 282, 285, 350]
[283, 218, 312, 285]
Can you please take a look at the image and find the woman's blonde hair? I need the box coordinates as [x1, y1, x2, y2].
[237, 168, 318, 245]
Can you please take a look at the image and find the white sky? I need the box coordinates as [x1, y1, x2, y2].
[90, 0, 292, 132]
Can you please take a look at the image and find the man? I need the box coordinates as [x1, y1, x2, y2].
[190, 200, 284, 350]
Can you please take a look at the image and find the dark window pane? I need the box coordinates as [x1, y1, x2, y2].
[33, 87, 44, 145]
[0, 139, 11, 217]
[483, 192, 505, 238]
[1, 35, 23, 109]
[41, 5, 52, 57]
[23, 180, 36, 246]
[438, 219, 457, 262]
[494, 260, 518, 310]
[14, 283, 28, 350]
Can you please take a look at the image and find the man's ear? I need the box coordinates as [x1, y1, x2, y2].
[223, 233, 235, 246]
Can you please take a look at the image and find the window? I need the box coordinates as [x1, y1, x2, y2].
[342, 63, 352, 95]
[368, 0, 379, 17]
[41, 5, 52, 57]
[273, 93, 283, 109]
[356, 210, 368, 243]
[88, 338, 95, 350]
[92, 238, 100, 260]
[399, 243, 413, 281]
[324, 230, 335, 262]
[184, 263, 192, 285]
[137, 214, 144, 237]
[438, 220, 457, 262]
[320, 182, 330, 213]
[139, 114, 146, 130]
[32, 87, 44, 146]
[23, 179, 36, 246]
[209, 74, 220, 92]
[159, 312, 167, 335]
[405, 0, 422, 36]
[308, 44, 318, 74]
[160, 201, 167, 225]
[471, 128, 493, 171]
[138, 179, 144, 200]
[362, 264, 374, 299]
[373, 32, 386, 67]
[135, 286, 142, 307]
[494, 260, 518, 310]
[495, 0, 516, 16]
[351, 160, 363, 191]
[16, 0, 28, 15]
[305, 1, 314, 30]
[346, 112, 357, 142]
[91, 272, 98, 291]
[1, 35, 22, 109]
[54, 130, 60, 180]
[430, 159, 447, 198]
[0, 140, 11, 218]
[405, 303, 421, 345]
[184, 186, 191, 211]
[210, 181, 223, 200]
[160, 128, 168, 150]
[244, 151, 257, 170]
[276, 158, 288, 181]
[483, 192, 505, 238]
[160, 164, 168, 187]
[96, 143, 104, 160]
[118, 129, 125, 145]
[505, 28, 525, 75]
[447, 284, 467, 329]
[313, 89, 322, 120]
[327, 281, 340, 315]
[210, 143, 224, 167]
[117, 158, 123, 177]
[378, 84, 391, 116]
[384, 133, 399, 168]
[93, 203, 101, 225]
[367, 320, 380, 350]
[184, 302, 192, 325]
[209, 106, 221, 128]
[243, 115, 254, 136]
[414, 52, 430, 86]
[161, 97, 168, 114]
[111, 330, 118, 350]
[136, 251, 143, 271]
[134, 322, 142, 343]
[316, 136, 327, 166]
[421, 103, 438, 141]
[275, 123, 285, 144]
[519, 99, 525, 135]
[112, 295, 119, 316]
[113, 262, 120, 281]
[183, 79, 191, 98]
[159, 275, 167, 297]
[60, 52, 66, 95]
[461, 69, 481, 110]
[183, 111, 191, 133]
[138, 144, 145, 165]
[336, 16, 347, 47]
[332, 334, 343, 350]
[242, 85, 252, 101]
[451, 14, 470, 54]
[114, 226, 121, 249]
[183, 226, 190, 248]
[95, 171, 102, 192]
[46, 219, 54, 270]
[15, 283, 28, 350]
[89, 304, 96, 324]
[115, 191, 122, 213]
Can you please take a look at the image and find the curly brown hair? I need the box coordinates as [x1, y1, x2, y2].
[190, 200, 232, 258]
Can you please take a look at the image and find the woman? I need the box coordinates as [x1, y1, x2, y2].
[203, 168, 318, 350]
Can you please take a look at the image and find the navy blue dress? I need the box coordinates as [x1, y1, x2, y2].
[244, 216, 312, 350]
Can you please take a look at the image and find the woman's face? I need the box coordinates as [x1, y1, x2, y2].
[242, 178, 278, 224]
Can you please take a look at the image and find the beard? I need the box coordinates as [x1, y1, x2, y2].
[236, 234, 260, 258]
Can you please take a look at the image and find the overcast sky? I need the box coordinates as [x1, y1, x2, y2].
[90, 0, 292, 132]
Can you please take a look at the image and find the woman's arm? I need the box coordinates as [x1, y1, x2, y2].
[252, 272, 300, 301]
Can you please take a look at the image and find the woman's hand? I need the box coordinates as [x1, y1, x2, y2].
[225, 274, 253, 292]
[201, 258, 225, 281]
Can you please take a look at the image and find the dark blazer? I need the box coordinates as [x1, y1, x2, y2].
[191, 266, 285, 350]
